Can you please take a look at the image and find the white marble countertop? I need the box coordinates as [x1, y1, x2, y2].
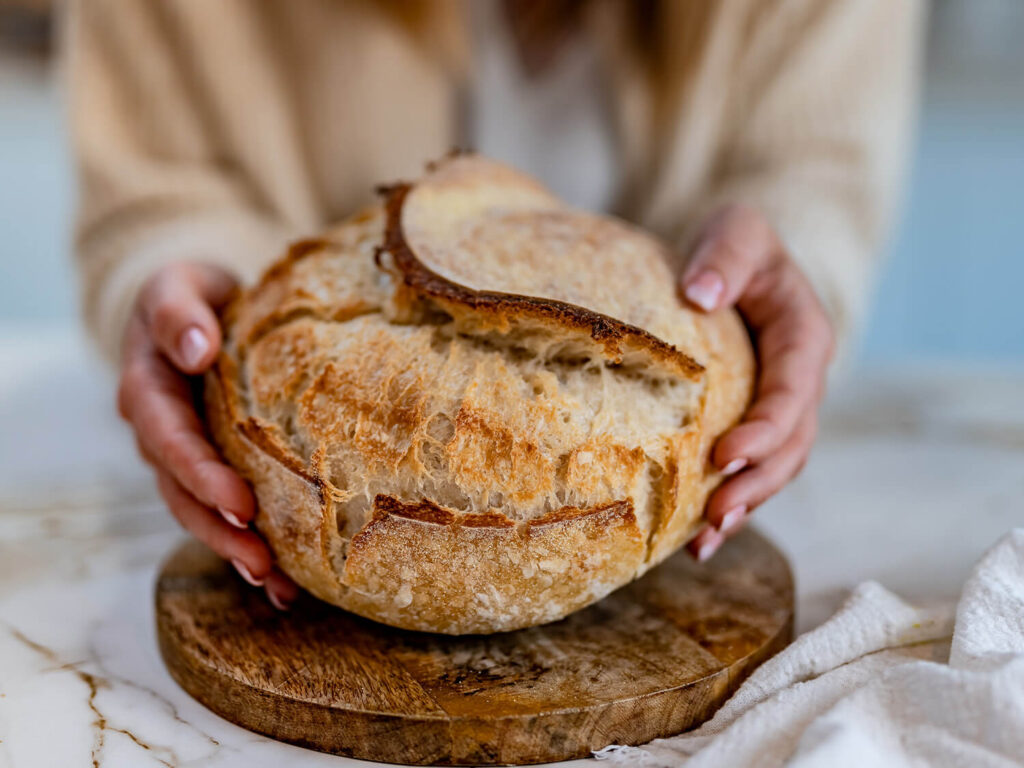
[1, 329, 1022, 767]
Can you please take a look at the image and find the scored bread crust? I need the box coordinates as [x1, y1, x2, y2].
[379, 182, 706, 383]
[206, 156, 755, 634]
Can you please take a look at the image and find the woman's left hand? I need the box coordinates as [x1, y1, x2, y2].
[678, 205, 835, 561]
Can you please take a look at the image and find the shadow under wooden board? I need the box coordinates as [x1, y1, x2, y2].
[156, 528, 794, 765]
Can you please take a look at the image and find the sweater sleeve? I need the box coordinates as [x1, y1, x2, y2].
[65, 0, 296, 364]
[679, 0, 925, 350]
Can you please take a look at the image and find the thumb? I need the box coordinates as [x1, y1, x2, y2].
[137, 263, 238, 374]
[679, 206, 781, 312]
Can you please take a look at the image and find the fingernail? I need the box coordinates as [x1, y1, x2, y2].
[179, 326, 209, 369]
[718, 504, 748, 535]
[231, 558, 264, 587]
[266, 588, 293, 611]
[684, 271, 724, 312]
[721, 458, 747, 476]
[696, 528, 724, 562]
[219, 507, 248, 529]
[697, 538, 721, 562]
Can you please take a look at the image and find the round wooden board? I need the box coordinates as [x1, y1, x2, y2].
[156, 528, 793, 765]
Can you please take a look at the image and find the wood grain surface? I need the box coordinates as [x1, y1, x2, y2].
[156, 528, 793, 765]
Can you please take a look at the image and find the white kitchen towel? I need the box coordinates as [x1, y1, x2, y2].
[595, 529, 1024, 768]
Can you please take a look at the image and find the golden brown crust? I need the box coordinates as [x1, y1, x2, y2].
[205, 155, 755, 634]
[642, 310, 756, 568]
[380, 183, 704, 381]
[342, 496, 645, 634]
[209, 361, 650, 634]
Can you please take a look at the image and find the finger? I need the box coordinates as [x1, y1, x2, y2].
[121, 349, 255, 526]
[135, 435, 157, 467]
[155, 468, 272, 583]
[713, 270, 833, 468]
[119, 316, 150, 411]
[706, 409, 818, 530]
[679, 206, 781, 312]
[686, 525, 725, 563]
[265, 569, 300, 611]
[138, 264, 236, 374]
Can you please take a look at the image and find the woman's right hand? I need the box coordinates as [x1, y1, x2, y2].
[118, 263, 299, 610]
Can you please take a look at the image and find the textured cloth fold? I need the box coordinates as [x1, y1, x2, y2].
[595, 530, 1024, 767]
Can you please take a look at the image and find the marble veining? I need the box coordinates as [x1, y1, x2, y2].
[5, 623, 207, 768]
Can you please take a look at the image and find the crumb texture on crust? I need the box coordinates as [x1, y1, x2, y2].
[206, 155, 755, 634]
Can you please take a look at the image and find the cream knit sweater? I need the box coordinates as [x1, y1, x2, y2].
[65, 0, 923, 362]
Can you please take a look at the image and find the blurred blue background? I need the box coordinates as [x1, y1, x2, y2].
[0, 0, 1022, 364]
[862, 0, 1024, 362]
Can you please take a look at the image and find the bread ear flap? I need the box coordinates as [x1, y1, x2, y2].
[378, 156, 705, 384]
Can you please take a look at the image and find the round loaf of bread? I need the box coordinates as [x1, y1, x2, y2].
[206, 155, 755, 634]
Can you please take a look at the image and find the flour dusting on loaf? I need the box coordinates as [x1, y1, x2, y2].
[207, 155, 755, 634]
